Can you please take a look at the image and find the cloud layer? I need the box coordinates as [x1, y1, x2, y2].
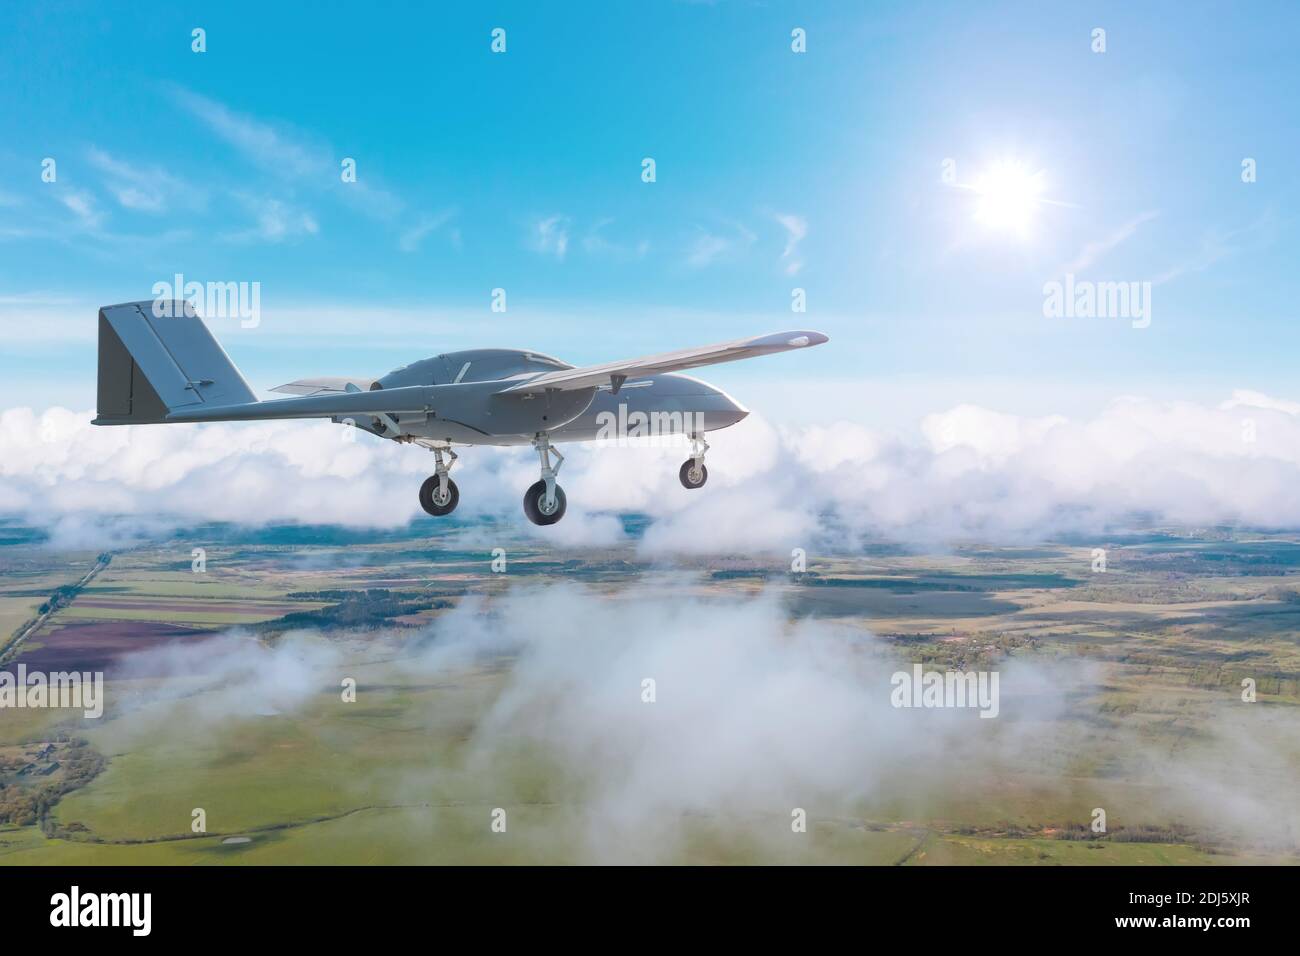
[2, 389, 1299, 550]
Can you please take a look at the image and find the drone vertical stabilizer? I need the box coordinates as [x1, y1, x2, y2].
[93, 300, 258, 425]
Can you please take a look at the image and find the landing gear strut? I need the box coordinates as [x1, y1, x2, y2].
[419, 446, 460, 516]
[523, 434, 567, 525]
[679, 433, 709, 489]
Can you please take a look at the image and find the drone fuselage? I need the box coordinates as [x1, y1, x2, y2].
[362, 348, 748, 446]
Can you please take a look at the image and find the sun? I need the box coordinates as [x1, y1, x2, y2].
[970, 160, 1047, 236]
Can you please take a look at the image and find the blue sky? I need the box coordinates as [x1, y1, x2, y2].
[1, 0, 1297, 426]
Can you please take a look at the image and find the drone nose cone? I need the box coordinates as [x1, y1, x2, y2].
[714, 388, 749, 428]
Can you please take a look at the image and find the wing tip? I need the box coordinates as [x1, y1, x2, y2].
[746, 330, 830, 349]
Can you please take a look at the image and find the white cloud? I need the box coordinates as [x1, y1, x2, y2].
[0, 408, 628, 548]
[86, 147, 204, 214]
[1221, 389, 1300, 416]
[1060, 210, 1158, 274]
[7, 391, 1300, 551]
[581, 218, 648, 261]
[170, 86, 409, 226]
[171, 87, 324, 178]
[432, 585, 999, 859]
[684, 223, 755, 269]
[773, 212, 807, 275]
[530, 215, 570, 259]
[58, 189, 104, 230]
[223, 194, 320, 243]
[1149, 213, 1275, 287]
[398, 210, 456, 252]
[685, 231, 729, 268]
[398, 585, 1300, 858]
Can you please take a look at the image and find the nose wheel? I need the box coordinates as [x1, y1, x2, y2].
[419, 446, 460, 516]
[679, 434, 709, 489]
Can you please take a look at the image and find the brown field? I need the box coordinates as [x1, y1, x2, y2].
[13, 621, 218, 676]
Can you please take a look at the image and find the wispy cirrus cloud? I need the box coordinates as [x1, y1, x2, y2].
[399, 210, 458, 252]
[222, 194, 319, 243]
[86, 147, 205, 214]
[684, 222, 755, 269]
[170, 87, 324, 178]
[773, 212, 807, 275]
[530, 214, 571, 259]
[1149, 212, 1277, 287]
[168, 86, 435, 244]
[582, 218, 649, 261]
[57, 189, 105, 230]
[1061, 210, 1158, 274]
[1057, 209, 1276, 291]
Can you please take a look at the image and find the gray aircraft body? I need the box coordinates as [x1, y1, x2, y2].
[92, 300, 828, 524]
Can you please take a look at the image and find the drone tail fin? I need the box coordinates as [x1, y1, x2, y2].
[92, 300, 259, 425]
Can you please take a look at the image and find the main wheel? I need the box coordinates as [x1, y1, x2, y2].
[523, 480, 567, 525]
[679, 459, 708, 489]
[419, 476, 459, 516]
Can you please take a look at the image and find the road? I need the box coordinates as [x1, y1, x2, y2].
[0, 552, 112, 665]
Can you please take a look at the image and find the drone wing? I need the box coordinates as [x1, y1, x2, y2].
[499, 330, 829, 395]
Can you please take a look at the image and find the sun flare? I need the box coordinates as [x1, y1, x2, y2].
[970, 160, 1047, 236]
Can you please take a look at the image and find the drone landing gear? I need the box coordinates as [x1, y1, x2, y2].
[679, 434, 709, 489]
[524, 434, 567, 525]
[416, 429, 708, 524]
[419, 446, 460, 516]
